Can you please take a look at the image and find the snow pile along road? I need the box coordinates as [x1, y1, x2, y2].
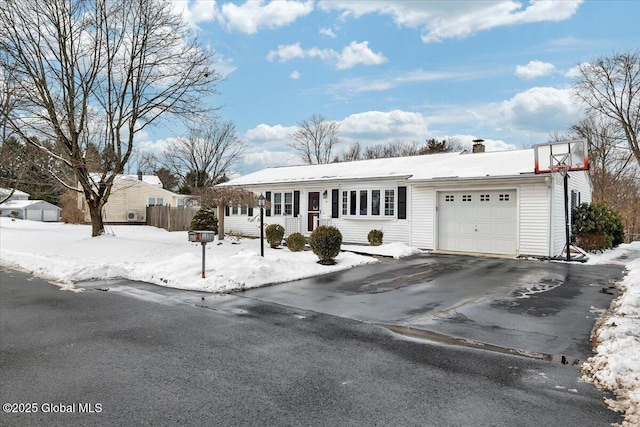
[582, 244, 640, 427]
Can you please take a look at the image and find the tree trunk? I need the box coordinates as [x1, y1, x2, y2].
[217, 205, 225, 241]
[88, 203, 105, 237]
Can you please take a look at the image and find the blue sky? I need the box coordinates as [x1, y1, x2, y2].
[139, 0, 640, 175]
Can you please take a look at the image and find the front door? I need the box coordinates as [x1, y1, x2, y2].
[307, 192, 320, 232]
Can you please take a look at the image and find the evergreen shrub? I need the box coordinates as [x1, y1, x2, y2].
[309, 225, 342, 264]
[265, 224, 285, 248]
[286, 232, 306, 252]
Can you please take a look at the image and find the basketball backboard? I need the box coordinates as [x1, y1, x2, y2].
[533, 139, 589, 174]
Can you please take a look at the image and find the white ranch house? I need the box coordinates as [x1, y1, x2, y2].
[218, 148, 591, 258]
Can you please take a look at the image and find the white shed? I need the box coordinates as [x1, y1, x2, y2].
[217, 148, 592, 259]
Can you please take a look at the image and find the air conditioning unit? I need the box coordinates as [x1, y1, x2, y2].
[127, 211, 138, 221]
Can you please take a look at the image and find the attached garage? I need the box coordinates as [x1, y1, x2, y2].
[437, 190, 517, 255]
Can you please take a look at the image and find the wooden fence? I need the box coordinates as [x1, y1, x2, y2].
[146, 206, 197, 232]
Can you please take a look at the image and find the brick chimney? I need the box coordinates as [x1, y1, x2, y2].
[472, 139, 485, 153]
[137, 170, 143, 181]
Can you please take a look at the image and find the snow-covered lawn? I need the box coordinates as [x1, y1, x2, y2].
[581, 242, 640, 426]
[1, 218, 638, 423]
[0, 217, 419, 293]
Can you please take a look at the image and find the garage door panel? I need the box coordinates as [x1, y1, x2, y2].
[438, 190, 517, 255]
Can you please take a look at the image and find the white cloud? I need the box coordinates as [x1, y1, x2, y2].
[564, 63, 585, 79]
[245, 123, 297, 145]
[319, 27, 337, 38]
[515, 60, 556, 79]
[267, 42, 306, 62]
[498, 87, 581, 132]
[267, 41, 386, 69]
[336, 41, 387, 69]
[289, 70, 301, 79]
[240, 150, 300, 171]
[340, 110, 428, 142]
[319, 0, 583, 43]
[170, 0, 220, 27]
[214, 53, 237, 78]
[218, 0, 313, 34]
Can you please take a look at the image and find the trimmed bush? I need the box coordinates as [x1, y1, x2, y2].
[190, 207, 218, 233]
[286, 232, 306, 252]
[265, 224, 285, 248]
[309, 225, 342, 264]
[367, 229, 383, 246]
[572, 202, 624, 251]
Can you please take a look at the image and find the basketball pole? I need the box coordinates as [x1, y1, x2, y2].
[563, 172, 571, 262]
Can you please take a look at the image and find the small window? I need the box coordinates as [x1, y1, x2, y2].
[350, 191, 357, 215]
[371, 190, 380, 215]
[240, 205, 247, 215]
[231, 206, 238, 215]
[342, 191, 348, 215]
[148, 197, 164, 206]
[480, 194, 490, 202]
[359, 190, 368, 215]
[384, 190, 395, 216]
[499, 194, 510, 202]
[462, 195, 472, 202]
[284, 192, 293, 215]
[445, 195, 455, 202]
[273, 193, 282, 215]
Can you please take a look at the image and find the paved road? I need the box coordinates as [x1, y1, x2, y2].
[244, 254, 625, 361]
[0, 268, 621, 426]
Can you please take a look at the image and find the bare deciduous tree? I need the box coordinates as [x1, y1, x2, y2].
[288, 114, 341, 164]
[568, 117, 639, 241]
[162, 119, 245, 193]
[574, 50, 640, 168]
[0, 0, 220, 236]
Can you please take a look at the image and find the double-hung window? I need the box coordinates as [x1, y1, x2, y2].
[270, 191, 293, 216]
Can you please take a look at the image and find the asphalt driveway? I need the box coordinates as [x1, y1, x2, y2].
[243, 253, 627, 362]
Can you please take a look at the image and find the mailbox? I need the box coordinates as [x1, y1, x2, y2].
[188, 230, 216, 243]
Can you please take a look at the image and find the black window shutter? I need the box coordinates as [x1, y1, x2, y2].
[294, 191, 300, 217]
[248, 207, 253, 216]
[398, 186, 407, 219]
[331, 189, 339, 218]
[225, 206, 230, 216]
[265, 191, 271, 216]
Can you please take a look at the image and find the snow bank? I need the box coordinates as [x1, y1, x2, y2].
[0, 218, 423, 293]
[582, 242, 640, 426]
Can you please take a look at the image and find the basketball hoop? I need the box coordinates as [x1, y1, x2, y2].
[549, 163, 570, 177]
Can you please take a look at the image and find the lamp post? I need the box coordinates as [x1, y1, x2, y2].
[258, 193, 265, 257]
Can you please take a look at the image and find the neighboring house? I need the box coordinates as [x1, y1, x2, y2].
[0, 199, 61, 222]
[217, 146, 592, 258]
[78, 173, 189, 223]
[0, 188, 30, 201]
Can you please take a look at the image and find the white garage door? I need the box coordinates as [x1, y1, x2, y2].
[438, 190, 517, 255]
[43, 209, 59, 222]
[26, 209, 41, 221]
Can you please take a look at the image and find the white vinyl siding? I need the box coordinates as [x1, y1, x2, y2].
[519, 183, 551, 257]
[410, 186, 435, 249]
[550, 170, 592, 257]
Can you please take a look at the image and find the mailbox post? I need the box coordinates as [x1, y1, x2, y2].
[188, 230, 216, 278]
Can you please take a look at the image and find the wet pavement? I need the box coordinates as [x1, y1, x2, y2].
[243, 253, 630, 362]
[0, 268, 624, 426]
